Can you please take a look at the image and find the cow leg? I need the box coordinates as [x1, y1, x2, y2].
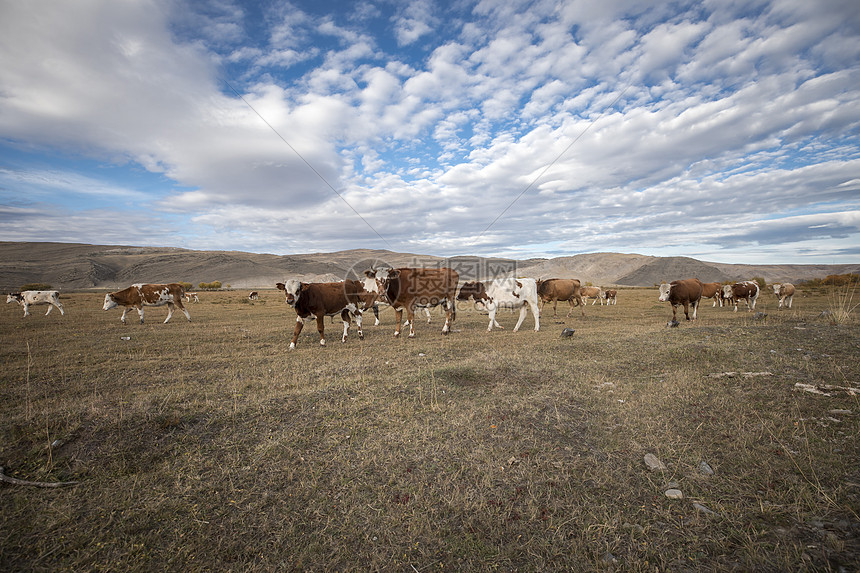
[424, 307, 432, 324]
[786, 295, 792, 309]
[513, 305, 528, 332]
[487, 302, 501, 331]
[289, 316, 304, 350]
[354, 310, 364, 340]
[175, 300, 191, 321]
[691, 299, 699, 320]
[671, 303, 679, 322]
[45, 304, 53, 316]
[315, 314, 327, 346]
[406, 306, 417, 337]
[682, 301, 691, 320]
[164, 302, 176, 324]
[120, 307, 129, 324]
[372, 305, 380, 326]
[56, 301, 65, 315]
[340, 309, 351, 343]
[442, 302, 453, 335]
[393, 308, 403, 337]
[137, 306, 145, 324]
[22, 303, 30, 317]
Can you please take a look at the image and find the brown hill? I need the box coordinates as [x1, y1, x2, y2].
[0, 242, 857, 291]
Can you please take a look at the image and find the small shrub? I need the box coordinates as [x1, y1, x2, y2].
[20, 283, 53, 291]
[198, 281, 223, 290]
[827, 284, 858, 325]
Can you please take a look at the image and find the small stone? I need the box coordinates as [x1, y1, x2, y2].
[699, 461, 715, 475]
[665, 489, 683, 499]
[692, 502, 717, 515]
[644, 453, 666, 472]
[601, 552, 617, 564]
[667, 320, 680, 328]
[560, 328, 575, 337]
[829, 409, 851, 416]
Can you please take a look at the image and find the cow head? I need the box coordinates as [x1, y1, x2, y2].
[365, 268, 398, 302]
[658, 283, 672, 302]
[103, 293, 118, 311]
[457, 281, 490, 308]
[771, 283, 781, 295]
[6, 293, 22, 304]
[276, 279, 303, 306]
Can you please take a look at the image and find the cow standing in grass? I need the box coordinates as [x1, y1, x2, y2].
[581, 286, 603, 305]
[366, 267, 458, 337]
[457, 277, 540, 332]
[277, 280, 373, 349]
[658, 278, 704, 321]
[723, 281, 760, 312]
[772, 283, 796, 309]
[701, 282, 723, 307]
[603, 289, 617, 305]
[103, 283, 190, 324]
[536, 279, 585, 318]
[6, 290, 65, 317]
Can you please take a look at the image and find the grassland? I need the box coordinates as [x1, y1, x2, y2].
[1, 287, 858, 571]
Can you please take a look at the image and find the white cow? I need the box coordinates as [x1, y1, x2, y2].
[457, 278, 540, 332]
[772, 283, 796, 309]
[6, 290, 65, 317]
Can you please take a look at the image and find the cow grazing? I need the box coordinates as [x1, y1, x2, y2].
[536, 279, 585, 317]
[248, 291, 259, 300]
[658, 278, 704, 321]
[772, 283, 796, 309]
[104, 283, 191, 324]
[365, 267, 458, 337]
[603, 289, 617, 305]
[701, 282, 723, 307]
[6, 291, 65, 317]
[580, 286, 604, 305]
[277, 280, 372, 349]
[722, 281, 760, 312]
[457, 278, 540, 332]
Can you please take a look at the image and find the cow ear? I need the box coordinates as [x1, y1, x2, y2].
[276, 283, 285, 291]
[391, 269, 400, 279]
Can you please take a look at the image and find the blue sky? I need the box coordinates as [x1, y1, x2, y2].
[1, 0, 858, 263]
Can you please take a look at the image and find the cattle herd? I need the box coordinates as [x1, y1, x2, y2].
[5, 272, 797, 348]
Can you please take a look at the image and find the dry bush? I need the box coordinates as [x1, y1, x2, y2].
[1, 288, 858, 571]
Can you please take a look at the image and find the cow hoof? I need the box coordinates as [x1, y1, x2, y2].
[289, 342, 296, 350]
[359, 334, 364, 340]
[320, 339, 326, 346]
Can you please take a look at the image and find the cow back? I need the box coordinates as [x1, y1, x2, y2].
[387, 268, 459, 307]
[669, 278, 704, 303]
[537, 278, 581, 301]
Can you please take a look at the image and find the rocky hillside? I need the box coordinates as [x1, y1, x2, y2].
[0, 242, 857, 291]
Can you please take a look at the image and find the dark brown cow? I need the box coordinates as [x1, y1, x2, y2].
[536, 278, 585, 317]
[276, 279, 374, 349]
[103, 283, 190, 324]
[722, 281, 760, 312]
[701, 282, 723, 307]
[603, 289, 617, 305]
[658, 278, 703, 321]
[365, 267, 458, 337]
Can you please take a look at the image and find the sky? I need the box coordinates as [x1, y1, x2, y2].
[0, 0, 858, 264]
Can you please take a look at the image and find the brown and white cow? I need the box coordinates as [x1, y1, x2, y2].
[580, 286, 604, 305]
[6, 290, 65, 317]
[276, 280, 374, 349]
[658, 278, 704, 321]
[248, 291, 259, 300]
[184, 292, 200, 303]
[701, 282, 723, 307]
[772, 283, 796, 309]
[603, 289, 618, 305]
[103, 283, 191, 324]
[536, 278, 585, 317]
[365, 267, 458, 337]
[722, 281, 760, 312]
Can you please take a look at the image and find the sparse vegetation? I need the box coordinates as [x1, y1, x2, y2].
[827, 284, 859, 325]
[198, 281, 222, 290]
[179, 282, 193, 291]
[18, 283, 53, 291]
[0, 289, 858, 571]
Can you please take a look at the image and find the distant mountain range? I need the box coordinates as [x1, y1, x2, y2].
[1, 242, 857, 291]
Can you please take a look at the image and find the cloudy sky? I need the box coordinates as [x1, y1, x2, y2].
[1, 0, 858, 263]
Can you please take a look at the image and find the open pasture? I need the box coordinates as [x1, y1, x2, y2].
[1, 287, 858, 571]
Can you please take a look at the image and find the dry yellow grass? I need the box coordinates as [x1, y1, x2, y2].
[1, 287, 858, 571]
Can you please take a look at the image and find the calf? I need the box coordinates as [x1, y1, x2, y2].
[603, 289, 617, 305]
[457, 278, 540, 332]
[361, 276, 432, 326]
[103, 283, 191, 324]
[536, 279, 585, 317]
[277, 280, 370, 349]
[722, 281, 760, 312]
[6, 290, 65, 317]
[581, 286, 604, 305]
[366, 267, 458, 337]
[184, 292, 200, 303]
[248, 291, 259, 300]
[701, 282, 723, 307]
[772, 283, 795, 309]
[658, 278, 703, 321]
